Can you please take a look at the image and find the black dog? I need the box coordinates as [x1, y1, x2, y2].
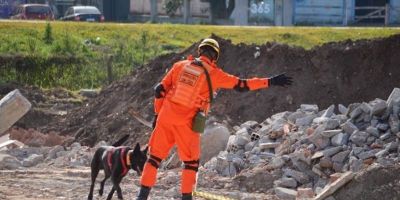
[88, 135, 148, 200]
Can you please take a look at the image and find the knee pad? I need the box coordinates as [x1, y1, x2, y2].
[147, 155, 162, 169]
[183, 160, 199, 172]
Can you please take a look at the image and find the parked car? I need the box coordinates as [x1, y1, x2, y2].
[61, 6, 104, 22]
[10, 4, 54, 20]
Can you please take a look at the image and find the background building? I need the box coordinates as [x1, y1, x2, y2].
[1, 0, 399, 25]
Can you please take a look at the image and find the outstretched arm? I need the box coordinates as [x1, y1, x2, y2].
[214, 69, 292, 91]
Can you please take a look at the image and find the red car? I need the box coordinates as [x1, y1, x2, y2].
[11, 4, 54, 20]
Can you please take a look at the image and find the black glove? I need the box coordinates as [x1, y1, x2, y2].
[152, 115, 158, 129]
[268, 73, 293, 87]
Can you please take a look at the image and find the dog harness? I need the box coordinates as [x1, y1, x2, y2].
[107, 147, 131, 176]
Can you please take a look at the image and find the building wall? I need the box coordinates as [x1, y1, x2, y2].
[391, 0, 400, 24]
[130, 0, 209, 17]
[293, 0, 345, 25]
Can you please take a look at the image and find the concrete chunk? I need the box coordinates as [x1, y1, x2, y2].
[321, 105, 335, 118]
[357, 151, 375, 160]
[0, 89, 32, 135]
[300, 104, 319, 113]
[387, 88, 400, 111]
[283, 169, 310, 184]
[275, 187, 297, 200]
[342, 121, 358, 135]
[338, 104, 348, 115]
[350, 131, 369, 146]
[366, 126, 380, 137]
[332, 150, 350, 163]
[322, 130, 342, 138]
[323, 119, 340, 130]
[370, 98, 387, 116]
[259, 142, 280, 150]
[323, 146, 343, 157]
[274, 177, 297, 188]
[331, 133, 349, 146]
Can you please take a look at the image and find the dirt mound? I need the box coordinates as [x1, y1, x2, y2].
[47, 34, 400, 146]
[333, 164, 400, 200]
[0, 83, 82, 133]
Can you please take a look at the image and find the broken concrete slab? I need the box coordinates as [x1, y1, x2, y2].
[22, 154, 44, 167]
[259, 142, 280, 150]
[338, 104, 348, 115]
[321, 105, 335, 118]
[274, 187, 297, 200]
[332, 150, 350, 163]
[274, 177, 297, 188]
[0, 89, 32, 135]
[350, 131, 369, 146]
[341, 121, 358, 135]
[387, 88, 400, 111]
[0, 153, 21, 170]
[283, 169, 310, 184]
[300, 104, 319, 113]
[370, 98, 387, 116]
[366, 126, 380, 137]
[201, 124, 230, 165]
[331, 133, 349, 146]
[321, 130, 342, 138]
[314, 172, 355, 200]
[323, 146, 343, 157]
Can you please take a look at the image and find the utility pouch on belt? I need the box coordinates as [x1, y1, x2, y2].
[192, 111, 206, 133]
[192, 59, 213, 134]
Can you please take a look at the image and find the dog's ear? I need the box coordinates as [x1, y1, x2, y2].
[134, 143, 141, 152]
[142, 145, 148, 154]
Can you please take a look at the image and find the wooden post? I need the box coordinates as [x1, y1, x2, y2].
[107, 55, 113, 84]
[183, 0, 191, 24]
[385, 3, 390, 26]
[150, 0, 158, 23]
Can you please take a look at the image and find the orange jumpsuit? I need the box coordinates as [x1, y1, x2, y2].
[140, 55, 269, 194]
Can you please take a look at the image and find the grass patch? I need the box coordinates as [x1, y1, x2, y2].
[1, 21, 400, 89]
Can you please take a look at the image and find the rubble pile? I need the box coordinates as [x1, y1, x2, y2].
[203, 88, 400, 199]
[0, 142, 94, 170]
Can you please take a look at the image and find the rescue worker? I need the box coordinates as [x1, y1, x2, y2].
[137, 38, 293, 200]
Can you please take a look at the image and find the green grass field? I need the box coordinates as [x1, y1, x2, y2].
[1, 21, 400, 89]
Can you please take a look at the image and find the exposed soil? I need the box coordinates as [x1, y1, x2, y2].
[0, 167, 276, 200]
[334, 164, 400, 200]
[43, 34, 400, 147]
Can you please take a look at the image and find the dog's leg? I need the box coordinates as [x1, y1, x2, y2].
[112, 176, 124, 200]
[99, 171, 110, 196]
[106, 186, 116, 200]
[88, 161, 100, 200]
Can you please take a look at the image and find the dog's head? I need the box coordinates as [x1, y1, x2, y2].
[129, 143, 148, 176]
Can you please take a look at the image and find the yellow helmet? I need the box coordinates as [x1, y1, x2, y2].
[198, 38, 220, 60]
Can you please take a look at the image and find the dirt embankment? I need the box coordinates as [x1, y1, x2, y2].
[6, 34, 400, 147]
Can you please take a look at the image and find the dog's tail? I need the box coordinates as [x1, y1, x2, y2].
[112, 134, 130, 147]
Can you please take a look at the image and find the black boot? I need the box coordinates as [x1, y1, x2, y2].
[182, 193, 192, 200]
[136, 186, 151, 200]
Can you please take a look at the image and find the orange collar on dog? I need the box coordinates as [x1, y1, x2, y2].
[126, 150, 133, 166]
